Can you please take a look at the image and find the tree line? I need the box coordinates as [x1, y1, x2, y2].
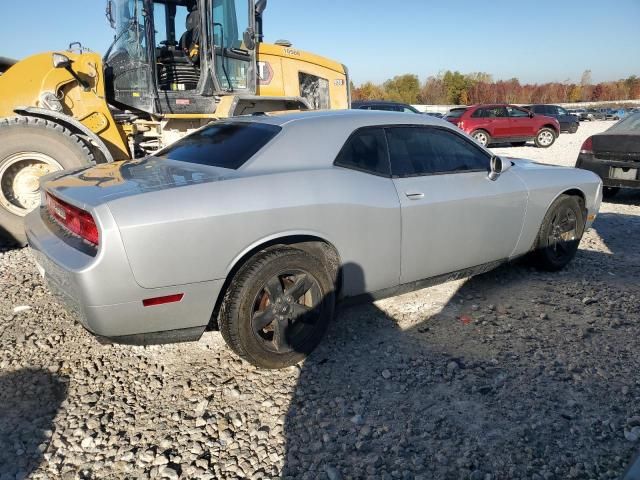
[351, 70, 640, 105]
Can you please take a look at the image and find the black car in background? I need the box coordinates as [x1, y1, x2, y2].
[576, 112, 640, 198]
[525, 104, 580, 133]
[351, 100, 422, 113]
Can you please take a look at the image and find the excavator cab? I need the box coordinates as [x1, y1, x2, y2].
[104, 0, 259, 115]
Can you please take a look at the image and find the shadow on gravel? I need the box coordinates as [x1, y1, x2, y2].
[281, 252, 640, 479]
[0, 369, 67, 479]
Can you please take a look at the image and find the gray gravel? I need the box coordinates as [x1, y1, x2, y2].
[1, 124, 640, 478]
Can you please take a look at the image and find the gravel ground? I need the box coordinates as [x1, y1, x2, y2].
[1, 119, 640, 480]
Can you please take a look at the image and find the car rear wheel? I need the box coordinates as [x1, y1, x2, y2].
[218, 247, 335, 369]
[0, 117, 92, 246]
[471, 130, 491, 147]
[531, 194, 585, 271]
[534, 128, 556, 148]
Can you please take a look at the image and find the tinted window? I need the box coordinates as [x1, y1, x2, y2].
[155, 122, 281, 169]
[608, 112, 640, 132]
[508, 106, 529, 117]
[387, 127, 490, 177]
[334, 128, 390, 176]
[471, 106, 508, 118]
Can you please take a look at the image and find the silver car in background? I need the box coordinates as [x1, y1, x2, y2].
[26, 110, 602, 368]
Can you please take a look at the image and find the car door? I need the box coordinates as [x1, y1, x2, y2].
[507, 106, 532, 137]
[487, 106, 510, 138]
[386, 125, 529, 284]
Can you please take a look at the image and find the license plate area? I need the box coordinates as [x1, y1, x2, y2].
[610, 167, 638, 180]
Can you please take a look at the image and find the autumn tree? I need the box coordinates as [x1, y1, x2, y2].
[383, 74, 421, 104]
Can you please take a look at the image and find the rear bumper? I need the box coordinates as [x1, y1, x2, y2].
[25, 207, 224, 345]
[576, 154, 640, 189]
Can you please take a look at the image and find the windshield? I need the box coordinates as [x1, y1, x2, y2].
[608, 112, 640, 133]
[108, 0, 148, 62]
[155, 122, 281, 169]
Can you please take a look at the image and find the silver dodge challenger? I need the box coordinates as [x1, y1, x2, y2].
[25, 110, 602, 368]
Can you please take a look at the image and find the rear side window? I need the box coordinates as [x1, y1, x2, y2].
[334, 127, 390, 176]
[387, 126, 490, 177]
[155, 122, 281, 169]
[472, 106, 508, 118]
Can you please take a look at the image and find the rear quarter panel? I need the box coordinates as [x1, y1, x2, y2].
[106, 168, 402, 296]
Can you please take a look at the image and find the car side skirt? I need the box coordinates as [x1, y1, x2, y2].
[339, 258, 508, 306]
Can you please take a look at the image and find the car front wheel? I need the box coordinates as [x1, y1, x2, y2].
[531, 194, 585, 271]
[218, 247, 335, 369]
[569, 123, 579, 134]
[534, 128, 556, 148]
[471, 130, 491, 147]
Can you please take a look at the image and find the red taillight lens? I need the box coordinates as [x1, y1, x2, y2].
[46, 193, 99, 246]
[580, 137, 593, 154]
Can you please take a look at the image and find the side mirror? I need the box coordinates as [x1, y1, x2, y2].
[529, 111, 534, 118]
[243, 29, 256, 50]
[52, 53, 72, 69]
[488, 156, 511, 181]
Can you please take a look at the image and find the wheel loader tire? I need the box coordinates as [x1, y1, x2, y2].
[0, 117, 93, 247]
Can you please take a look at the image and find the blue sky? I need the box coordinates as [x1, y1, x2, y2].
[2, 0, 638, 85]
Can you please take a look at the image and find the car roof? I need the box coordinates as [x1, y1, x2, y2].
[351, 100, 409, 106]
[232, 110, 459, 173]
[234, 108, 440, 128]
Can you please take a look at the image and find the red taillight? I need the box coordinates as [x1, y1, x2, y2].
[46, 193, 99, 246]
[142, 294, 184, 307]
[580, 137, 593, 154]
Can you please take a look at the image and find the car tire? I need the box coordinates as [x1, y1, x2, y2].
[511, 141, 527, 147]
[602, 186, 619, 199]
[218, 247, 335, 369]
[471, 129, 491, 147]
[0, 116, 92, 246]
[568, 123, 579, 134]
[531, 194, 585, 271]
[534, 128, 556, 148]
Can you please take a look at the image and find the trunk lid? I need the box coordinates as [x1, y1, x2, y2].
[592, 133, 640, 163]
[42, 158, 236, 209]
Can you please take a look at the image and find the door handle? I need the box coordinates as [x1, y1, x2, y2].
[405, 192, 424, 199]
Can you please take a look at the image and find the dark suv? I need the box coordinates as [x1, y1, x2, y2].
[351, 101, 421, 113]
[444, 104, 561, 148]
[525, 105, 579, 133]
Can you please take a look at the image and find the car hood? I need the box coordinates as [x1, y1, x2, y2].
[42, 157, 235, 209]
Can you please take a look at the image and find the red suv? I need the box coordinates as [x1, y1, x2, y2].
[444, 104, 561, 148]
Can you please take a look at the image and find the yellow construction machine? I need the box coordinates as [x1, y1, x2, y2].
[0, 0, 350, 244]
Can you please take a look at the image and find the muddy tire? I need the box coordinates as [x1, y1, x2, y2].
[218, 247, 335, 369]
[531, 194, 585, 271]
[0, 117, 92, 246]
[534, 128, 557, 148]
[471, 129, 491, 147]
